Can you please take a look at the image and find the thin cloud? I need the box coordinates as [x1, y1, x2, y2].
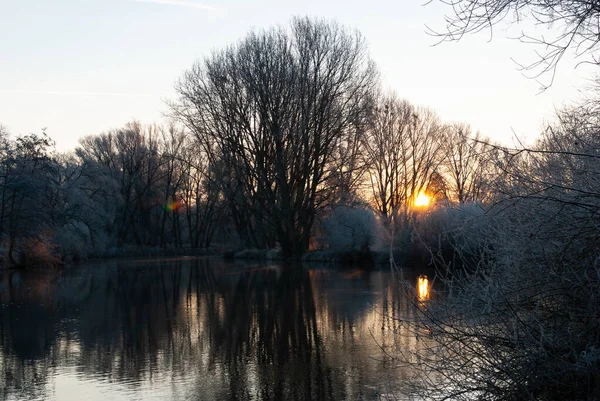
[0, 89, 161, 98]
[132, 0, 221, 12]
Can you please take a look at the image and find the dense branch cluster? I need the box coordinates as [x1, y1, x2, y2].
[399, 98, 600, 399]
[432, 0, 600, 87]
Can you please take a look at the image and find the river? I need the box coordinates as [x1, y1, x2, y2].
[0, 257, 430, 400]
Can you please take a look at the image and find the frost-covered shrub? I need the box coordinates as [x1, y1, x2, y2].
[322, 206, 378, 251]
[416, 203, 486, 246]
[411, 203, 489, 268]
[404, 103, 600, 400]
[370, 214, 393, 252]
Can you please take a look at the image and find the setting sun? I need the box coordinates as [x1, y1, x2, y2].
[414, 192, 431, 208]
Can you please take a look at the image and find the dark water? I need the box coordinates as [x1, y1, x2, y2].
[0, 257, 428, 400]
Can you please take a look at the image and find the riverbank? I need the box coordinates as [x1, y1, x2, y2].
[222, 248, 433, 267]
[1, 245, 435, 270]
[100, 246, 219, 260]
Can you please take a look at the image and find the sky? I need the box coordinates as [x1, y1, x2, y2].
[0, 0, 596, 151]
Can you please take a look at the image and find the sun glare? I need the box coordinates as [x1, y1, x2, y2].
[414, 192, 431, 208]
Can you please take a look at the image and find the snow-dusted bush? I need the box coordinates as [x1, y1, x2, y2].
[321, 205, 378, 251]
[413, 202, 489, 262]
[370, 214, 393, 253]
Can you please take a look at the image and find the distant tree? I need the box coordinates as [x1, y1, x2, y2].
[172, 17, 377, 257]
[72, 136, 121, 252]
[157, 124, 187, 247]
[178, 136, 226, 248]
[77, 122, 164, 247]
[440, 123, 491, 204]
[364, 94, 445, 222]
[52, 153, 97, 260]
[0, 131, 60, 265]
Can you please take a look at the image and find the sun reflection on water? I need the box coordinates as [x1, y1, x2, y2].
[418, 275, 429, 301]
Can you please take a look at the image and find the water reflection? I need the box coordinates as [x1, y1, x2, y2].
[0, 258, 430, 401]
[417, 275, 430, 302]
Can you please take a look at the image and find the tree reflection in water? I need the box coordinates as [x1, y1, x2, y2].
[0, 258, 428, 400]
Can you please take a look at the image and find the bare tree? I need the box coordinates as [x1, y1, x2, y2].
[440, 123, 491, 204]
[0, 131, 60, 265]
[178, 136, 226, 248]
[171, 17, 377, 257]
[77, 122, 165, 247]
[364, 94, 446, 222]
[157, 124, 187, 247]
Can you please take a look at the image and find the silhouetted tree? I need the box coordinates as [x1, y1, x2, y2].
[172, 17, 377, 257]
[364, 94, 445, 222]
[0, 131, 60, 265]
[440, 123, 491, 204]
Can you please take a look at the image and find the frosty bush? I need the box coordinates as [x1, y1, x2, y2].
[413, 202, 490, 268]
[322, 206, 378, 251]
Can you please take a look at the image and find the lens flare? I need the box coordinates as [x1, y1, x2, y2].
[165, 200, 181, 212]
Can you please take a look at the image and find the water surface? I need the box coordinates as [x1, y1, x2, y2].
[0, 257, 428, 400]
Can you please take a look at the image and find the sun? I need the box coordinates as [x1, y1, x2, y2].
[414, 192, 431, 208]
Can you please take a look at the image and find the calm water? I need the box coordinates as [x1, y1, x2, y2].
[0, 257, 429, 400]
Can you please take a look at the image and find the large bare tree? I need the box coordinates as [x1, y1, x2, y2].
[171, 17, 377, 257]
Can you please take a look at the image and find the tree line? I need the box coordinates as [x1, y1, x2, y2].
[0, 17, 501, 264]
[0, 122, 228, 265]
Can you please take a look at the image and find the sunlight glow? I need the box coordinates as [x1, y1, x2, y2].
[414, 192, 431, 208]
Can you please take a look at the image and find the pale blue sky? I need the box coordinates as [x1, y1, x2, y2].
[0, 0, 594, 150]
